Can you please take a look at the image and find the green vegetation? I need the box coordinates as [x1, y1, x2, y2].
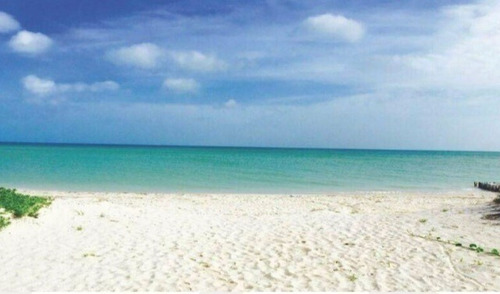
[0, 187, 51, 218]
[469, 243, 485, 253]
[0, 187, 52, 230]
[0, 216, 10, 229]
[348, 274, 357, 282]
[418, 218, 428, 224]
[408, 230, 499, 258]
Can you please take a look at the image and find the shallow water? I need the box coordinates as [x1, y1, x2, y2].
[1, 143, 499, 193]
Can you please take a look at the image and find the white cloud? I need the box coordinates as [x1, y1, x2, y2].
[162, 78, 199, 93]
[0, 11, 20, 33]
[9, 30, 53, 55]
[303, 14, 365, 42]
[170, 51, 227, 72]
[22, 75, 57, 95]
[108, 43, 164, 69]
[58, 80, 120, 92]
[224, 99, 237, 108]
[22, 75, 119, 96]
[393, 0, 500, 90]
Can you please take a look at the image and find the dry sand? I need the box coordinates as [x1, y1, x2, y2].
[0, 190, 499, 291]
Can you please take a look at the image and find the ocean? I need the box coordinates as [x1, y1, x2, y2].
[0, 143, 499, 193]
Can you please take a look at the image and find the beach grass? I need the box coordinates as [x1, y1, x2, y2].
[0, 216, 10, 229]
[0, 187, 52, 221]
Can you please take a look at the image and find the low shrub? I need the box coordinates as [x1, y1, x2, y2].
[0, 187, 52, 218]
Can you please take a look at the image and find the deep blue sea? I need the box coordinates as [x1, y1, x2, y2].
[0, 143, 499, 193]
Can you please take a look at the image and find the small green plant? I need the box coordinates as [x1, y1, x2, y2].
[469, 243, 484, 253]
[442, 209, 448, 212]
[0, 216, 10, 229]
[0, 187, 52, 218]
[348, 274, 357, 282]
[409, 230, 500, 258]
[493, 196, 500, 204]
[76, 226, 83, 231]
[419, 218, 427, 224]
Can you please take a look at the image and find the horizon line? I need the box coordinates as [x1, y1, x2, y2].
[0, 141, 498, 153]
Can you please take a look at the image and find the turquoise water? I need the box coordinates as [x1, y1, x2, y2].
[0, 143, 499, 193]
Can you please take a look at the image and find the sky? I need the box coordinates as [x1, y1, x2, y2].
[0, 0, 499, 150]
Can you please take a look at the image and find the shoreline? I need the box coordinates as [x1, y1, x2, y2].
[1, 190, 499, 291]
[11, 186, 482, 197]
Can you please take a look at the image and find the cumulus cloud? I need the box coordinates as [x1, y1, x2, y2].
[170, 51, 227, 72]
[0, 11, 20, 33]
[9, 30, 53, 55]
[162, 78, 199, 93]
[107, 43, 164, 69]
[22, 75, 119, 96]
[303, 14, 365, 42]
[22, 75, 56, 96]
[224, 99, 237, 108]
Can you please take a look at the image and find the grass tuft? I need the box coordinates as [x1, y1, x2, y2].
[0, 187, 52, 218]
[0, 215, 10, 229]
[0, 187, 52, 231]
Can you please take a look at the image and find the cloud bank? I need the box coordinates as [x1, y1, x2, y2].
[393, 0, 500, 91]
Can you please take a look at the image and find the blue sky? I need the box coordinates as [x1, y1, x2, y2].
[1, 0, 499, 150]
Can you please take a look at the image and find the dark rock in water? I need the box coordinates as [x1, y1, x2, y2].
[474, 182, 500, 192]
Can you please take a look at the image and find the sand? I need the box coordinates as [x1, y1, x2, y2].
[0, 190, 499, 291]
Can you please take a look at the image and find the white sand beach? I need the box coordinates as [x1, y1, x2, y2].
[0, 190, 499, 291]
